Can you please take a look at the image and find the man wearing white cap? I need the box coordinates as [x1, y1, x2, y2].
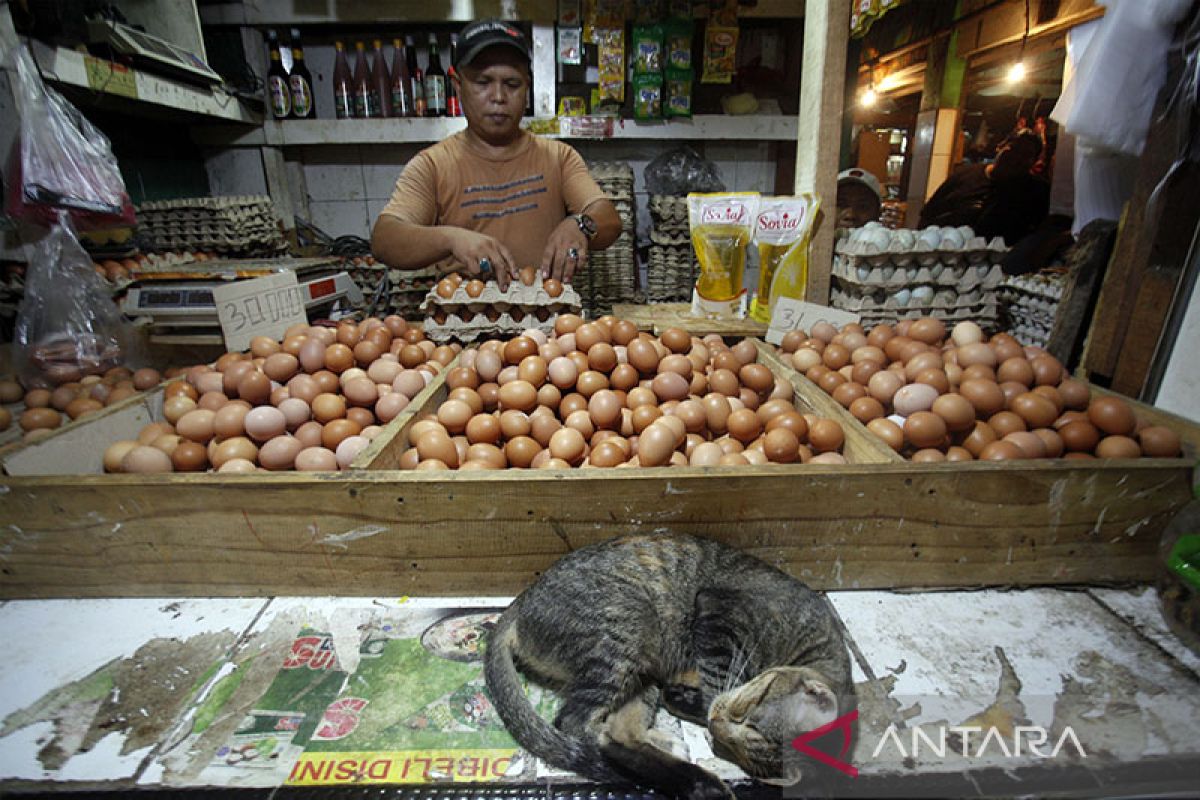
[373, 20, 621, 289]
[835, 168, 883, 230]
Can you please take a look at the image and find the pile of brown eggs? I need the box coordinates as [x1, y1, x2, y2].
[0, 367, 167, 440]
[398, 316, 848, 470]
[780, 318, 1183, 461]
[429, 270, 567, 327]
[102, 316, 452, 473]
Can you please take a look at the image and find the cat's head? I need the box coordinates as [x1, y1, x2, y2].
[707, 666, 845, 785]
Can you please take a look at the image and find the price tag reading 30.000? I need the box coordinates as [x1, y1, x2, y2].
[766, 297, 861, 345]
[213, 272, 308, 352]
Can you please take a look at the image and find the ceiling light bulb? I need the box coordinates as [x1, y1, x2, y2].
[860, 88, 877, 108]
[1007, 61, 1026, 83]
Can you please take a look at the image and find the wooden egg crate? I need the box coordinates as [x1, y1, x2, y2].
[0, 338, 1194, 600]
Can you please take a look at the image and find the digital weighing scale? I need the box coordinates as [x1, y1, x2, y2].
[122, 257, 363, 345]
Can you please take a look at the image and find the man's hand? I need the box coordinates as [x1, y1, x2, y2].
[447, 229, 518, 291]
[540, 217, 589, 284]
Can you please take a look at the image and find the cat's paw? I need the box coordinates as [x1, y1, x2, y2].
[664, 683, 706, 718]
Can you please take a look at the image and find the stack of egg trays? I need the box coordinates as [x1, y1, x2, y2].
[137, 195, 288, 255]
[998, 270, 1067, 348]
[419, 280, 583, 343]
[582, 162, 638, 318]
[647, 194, 698, 303]
[386, 267, 439, 320]
[830, 235, 1007, 329]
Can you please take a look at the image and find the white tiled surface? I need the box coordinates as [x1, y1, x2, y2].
[1089, 586, 1200, 676]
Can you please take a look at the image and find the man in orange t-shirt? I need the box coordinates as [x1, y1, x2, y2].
[372, 20, 621, 290]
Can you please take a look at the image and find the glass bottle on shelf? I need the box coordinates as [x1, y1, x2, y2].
[390, 38, 415, 117]
[371, 39, 392, 118]
[266, 30, 291, 120]
[406, 35, 426, 117]
[424, 33, 447, 117]
[332, 41, 353, 119]
[352, 41, 374, 118]
[288, 28, 315, 119]
[446, 33, 462, 117]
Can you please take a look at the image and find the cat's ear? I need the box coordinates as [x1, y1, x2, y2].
[759, 763, 803, 787]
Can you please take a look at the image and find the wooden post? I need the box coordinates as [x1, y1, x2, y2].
[795, 0, 851, 305]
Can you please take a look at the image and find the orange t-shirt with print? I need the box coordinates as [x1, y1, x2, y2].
[378, 131, 608, 270]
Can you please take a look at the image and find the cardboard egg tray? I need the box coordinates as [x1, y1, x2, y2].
[832, 254, 1005, 293]
[136, 195, 287, 255]
[831, 287, 1001, 330]
[834, 235, 1008, 270]
[420, 279, 582, 342]
[582, 161, 638, 317]
[998, 271, 1067, 348]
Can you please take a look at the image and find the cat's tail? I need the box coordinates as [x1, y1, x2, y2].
[484, 609, 623, 782]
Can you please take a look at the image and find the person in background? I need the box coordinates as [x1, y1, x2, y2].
[918, 129, 1049, 245]
[371, 20, 621, 289]
[835, 168, 883, 230]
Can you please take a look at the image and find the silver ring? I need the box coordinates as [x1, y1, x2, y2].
[567, 247, 579, 260]
[478, 257, 491, 273]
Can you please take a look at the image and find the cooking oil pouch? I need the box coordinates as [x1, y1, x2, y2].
[750, 194, 820, 323]
[702, 24, 739, 84]
[633, 74, 663, 119]
[666, 20, 693, 70]
[633, 25, 664, 74]
[665, 69, 693, 118]
[688, 192, 760, 316]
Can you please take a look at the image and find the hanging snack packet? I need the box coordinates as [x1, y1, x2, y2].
[633, 74, 663, 119]
[702, 23, 738, 84]
[596, 27, 626, 102]
[632, 25, 664, 74]
[688, 192, 761, 318]
[750, 195, 820, 323]
[665, 70, 693, 117]
[666, 20, 693, 71]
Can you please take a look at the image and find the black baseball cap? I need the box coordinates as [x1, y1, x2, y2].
[455, 19, 531, 68]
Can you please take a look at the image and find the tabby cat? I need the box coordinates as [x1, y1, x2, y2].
[485, 533, 855, 799]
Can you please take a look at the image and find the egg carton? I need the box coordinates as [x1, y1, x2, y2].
[831, 283, 997, 312]
[420, 278, 582, 311]
[649, 194, 690, 228]
[833, 256, 1004, 292]
[832, 287, 999, 317]
[837, 222, 1008, 269]
[422, 310, 563, 343]
[999, 271, 1067, 301]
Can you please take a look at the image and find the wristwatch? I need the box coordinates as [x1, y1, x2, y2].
[572, 213, 598, 241]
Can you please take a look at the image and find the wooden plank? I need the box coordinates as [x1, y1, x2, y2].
[1046, 220, 1117, 368]
[754, 340, 903, 464]
[353, 356, 457, 470]
[0, 460, 1188, 598]
[611, 303, 768, 338]
[795, 0, 851, 305]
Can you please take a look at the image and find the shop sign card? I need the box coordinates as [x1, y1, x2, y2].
[213, 272, 308, 352]
[766, 298, 860, 345]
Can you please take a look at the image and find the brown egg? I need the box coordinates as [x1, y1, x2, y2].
[293, 446, 337, 471]
[1031, 428, 1064, 458]
[909, 448, 944, 463]
[960, 421, 998, 457]
[503, 436, 540, 468]
[996, 357, 1035, 387]
[1088, 396, 1136, 436]
[866, 371, 904, 407]
[212, 437, 259, 469]
[1059, 420, 1101, 452]
[637, 423, 677, 466]
[1096, 435, 1141, 459]
[1057, 378, 1091, 410]
[725, 409, 762, 444]
[808, 419, 844, 453]
[162, 395, 198, 425]
[908, 317, 945, 345]
[944, 445, 973, 462]
[1138, 426, 1182, 458]
[650, 372, 689, 402]
[102, 440, 139, 472]
[547, 427, 586, 465]
[169, 440, 208, 471]
[120, 444, 174, 473]
[978, 440, 1024, 460]
[312, 393, 347, 423]
[233, 371, 269, 406]
[176, 409, 217, 443]
[65, 397, 103, 420]
[988, 410, 1027, 437]
[959, 379, 1006, 417]
[291, 420, 323, 449]
[503, 336, 539, 366]
[497, 380, 538, 412]
[904, 411, 948, 450]
[1030, 355, 1063, 386]
[132, 368, 163, 391]
[931, 393, 975, 432]
[342, 377, 378, 408]
[1004, 430, 1047, 459]
[739, 364, 774, 394]
[762, 428, 800, 463]
[1010, 392, 1058, 429]
[587, 390, 622, 430]
[19, 407, 61, 431]
[255, 435, 301, 470]
[243, 406, 289, 443]
[415, 431, 458, 467]
[659, 328, 691, 354]
[957, 342, 997, 369]
[321, 418, 362, 451]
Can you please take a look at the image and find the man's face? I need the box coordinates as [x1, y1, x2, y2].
[456, 48, 529, 144]
[836, 182, 880, 229]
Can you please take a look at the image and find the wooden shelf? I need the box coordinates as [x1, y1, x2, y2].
[193, 115, 799, 147]
[29, 41, 260, 125]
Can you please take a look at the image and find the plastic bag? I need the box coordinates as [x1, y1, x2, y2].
[13, 212, 138, 388]
[1050, 0, 1192, 157]
[645, 146, 726, 195]
[1, 40, 135, 228]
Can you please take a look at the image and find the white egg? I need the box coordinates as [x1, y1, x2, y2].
[912, 286, 935, 304]
[857, 266, 871, 281]
[893, 289, 912, 306]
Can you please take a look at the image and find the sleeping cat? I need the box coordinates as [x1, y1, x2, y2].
[485, 533, 855, 799]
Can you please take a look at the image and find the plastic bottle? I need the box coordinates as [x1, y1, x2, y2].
[332, 41, 353, 119]
[390, 38, 415, 117]
[406, 35, 426, 117]
[446, 33, 462, 117]
[424, 33, 447, 117]
[288, 28, 315, 119]
[371, 39, 392, 118]
[266, 30, 291, 120]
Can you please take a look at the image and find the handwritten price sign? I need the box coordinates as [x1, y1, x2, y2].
[766, 297, 861, 345]
[213, 272, 308, 352]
